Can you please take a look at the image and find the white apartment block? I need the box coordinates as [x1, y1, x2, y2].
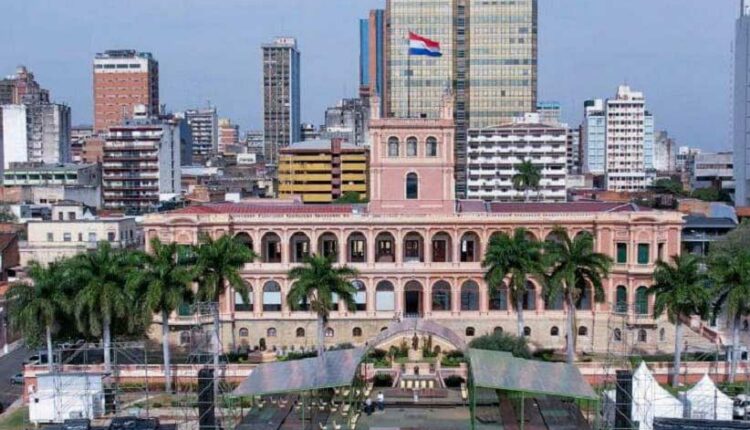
[605, 85, 650, 192]
[467, 113, 567, 202]
[0, 103, 71, 175]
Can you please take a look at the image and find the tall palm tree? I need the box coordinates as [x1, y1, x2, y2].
[545, 228, 612, 364]
[482, 228, 545, 337]
[648, 254, 711, 387]
[287, 254, 359, 358]
[127, 238, 194, 392]
[192, 233, 254, 399]
[511, 159, 541, 202]
[709, 248, 750, 383]
[68, 242, 140, 371]
[6, 261, 71, 371]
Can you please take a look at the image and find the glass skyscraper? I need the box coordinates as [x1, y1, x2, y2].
[734, 0, 750, 207]
[360, 9, 386, 117]
[262, 37, 301, 169]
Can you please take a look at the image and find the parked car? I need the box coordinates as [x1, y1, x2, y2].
[734, 394, 750, 419]
[9, 373, 23, 385]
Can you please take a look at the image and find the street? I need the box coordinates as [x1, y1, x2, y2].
[0, 346, 31, 411]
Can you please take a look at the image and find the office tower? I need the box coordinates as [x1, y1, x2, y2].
[262, 37, 301, 169]
[653, 131, 677, 174]
[93, 50, 159, 133]
[359, 9, 387, 116]
[604, 86, 649, 191]
[582, 99, 606, 175]
[384, 0, 537, 197]
[182, 107, 218, 156]
[102, 106, 181, 213]
[218, 118, 239, 153]
[735, 0, 750, 207]
[323, 98, 369, 146]
[467, 113, 566, 202]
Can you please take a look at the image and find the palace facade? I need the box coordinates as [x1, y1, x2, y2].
[143, 97, 688, 355]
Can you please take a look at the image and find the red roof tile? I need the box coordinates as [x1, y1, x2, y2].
[485, 201, 642, 214]
[170, 202, 360, 215]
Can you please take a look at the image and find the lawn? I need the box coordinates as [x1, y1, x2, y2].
[0, 407, 28, 430]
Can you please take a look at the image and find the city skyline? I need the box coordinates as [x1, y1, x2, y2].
[0, 0, 737, 151]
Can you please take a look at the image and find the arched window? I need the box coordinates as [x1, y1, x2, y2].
[289, 232, 311, 263]
[545, 289, 563, 311]
[523, 327, 531, 337]
[375, 281, 395, 311]
[550, 326, 559, 336]
[180, 331, 191, 346]
[659, 328, 665, 342]
[239, 328, 249, 338]
[325, 327, 334, 338]
[615, 286, 628, 314]
[261, 232, 282, 263]
[388, 137, 400, 157]
[403, 232, 424, 262]
[460, 281, 480, 311]
[494, 326, 503, 334]
[490, 283, 508, 311]
[613, 328, 622, 342]
[352, 280, 367, 311]
[406, 136, 418, 156]
[635, 286, 649, 315]
[426, 136, 438, 157]
[459, 232, 480, 262]
[744, 320, 749, 331]
[522, 282, 536, 310]
[381, 326, 388, 332]
[347, 232, 367, 263]
[638, 329, 647, 343]
[317, 232, 339, 261]
[466, 327, 476, 337]
[262, 281, 282, 312]
[578, 326, 588, 337]
[295, 327, 305, 337]
[234, 288, 253, 312]
[267, 327, 277, 337]
[406, 173, 419, 199]
[576, 286, 591, 310]
[353, 327, 362, 337]
[431, 281, 452, 311]
[234, 232, 253, 253]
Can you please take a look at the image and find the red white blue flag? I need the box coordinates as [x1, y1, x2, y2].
[408, 32, 442, 57]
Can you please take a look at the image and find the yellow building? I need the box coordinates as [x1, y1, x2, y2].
[278, 139, 368, 203]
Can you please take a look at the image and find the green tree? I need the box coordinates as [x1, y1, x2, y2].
[709, 248, 750, 383]
[545, 228, 612, 364]
[127, 238, 194, 392]
[334, 191, 368, 204]
[482, 228, 545, 337]
[192, 233, 254, 399]
[6, 261, 71, 370]
[287, 254, 359, 357]
[650, 178, 685, 196]
[648, 254, 711, 387]
[0, 205, 18, 223]
[511, 159, 541, 202]
[68, 242, 141, 371]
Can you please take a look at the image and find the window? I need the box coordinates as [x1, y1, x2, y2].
[635, 286, 648, 315]
[353, 327, 362, 337]
[47, 232, 54, 242]
[659, 328, 665, 342]
[239, 328, 249, 337]
[550, 326, 559, 336]
[63, 233, 71, 242]
[296, 328, 305, 338]
[348, 233, 366, 263]
[406, 137, 417, 156]
[388, 137, 400, 157]
[522, 282, 536, 310]
[578, 326, 588, 336]
[465, 327, 476, 337]
[180, 331, 191, 345]
[494, 326, 503, 334]
[262, 233, 282, 263]
[657, 243, 665, 261]
[461, 281, 480, 311]
[638, 329, 647, 343]
[375, 281, 395, 311]
[267, 327, 277, 337]
[263, 282, 282, 312]
[615, 286, 628, 313]
[432, 281, 452, 311]
[460, 233, 479, 262]
[489, 284, 508, 310]
[325, 327, 334, 338]
[108, 232, 116, 242]
[616, 243, 627, 264]
[88, 232, 97, 242]
[426, 137, 438, 157]
[235, 290, 253, 312]
[637, 244, 650, 265]
[523, 327, 531, 337]
[78, 233, 83, 242]
[406, 173, 418, 199]
[352, 280, 366, 311]
[613, 328, 622, 342]
[68, 212, 76, 220]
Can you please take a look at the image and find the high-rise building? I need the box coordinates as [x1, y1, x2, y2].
[322, 98, 369, 146]
[735, 0, 750, 207]
[262, 37, 301, 169]
[566, 127, 582, 175]
[643, 112, 655, 171]
[582, 99, 606, 175]
[359, 9, 386, 116]
[0, 66, 49, 105]
[604, 86, 650, 191]
[692, 152, 734, 192]
[653, 131, 677, 174]
[70, 125, 94, 163]
[1, 102, 71, 172]
[384, 0, 537, 197]
[218, 118, 240, 153]
[102, 106, 182, 213]
[93, 50, 159, 133]
[300, 123, 319, 142]
[181, 108, 218, 156]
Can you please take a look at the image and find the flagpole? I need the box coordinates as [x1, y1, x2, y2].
[406, 33, 411, 119]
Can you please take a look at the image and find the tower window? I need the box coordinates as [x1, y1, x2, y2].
[406, 173, 418, 199]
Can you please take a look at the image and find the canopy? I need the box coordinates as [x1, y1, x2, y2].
[232, 347, 366, 396]
[684, 374, 733, 421]
[468, 349, 597, 401]
[632, 362, 684, 430]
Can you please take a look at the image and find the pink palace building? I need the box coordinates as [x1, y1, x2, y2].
[143, 97, 687, 355]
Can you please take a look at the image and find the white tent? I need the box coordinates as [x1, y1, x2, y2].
[684, 374, 733, 421]
[631, 362, 684, 430]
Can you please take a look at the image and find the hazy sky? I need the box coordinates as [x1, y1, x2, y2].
[0, 0, 738, 151]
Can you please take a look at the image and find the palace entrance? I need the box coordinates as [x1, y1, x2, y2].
[404, 281, 423, 317]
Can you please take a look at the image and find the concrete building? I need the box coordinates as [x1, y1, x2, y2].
[181, 107, 217, 156]
[467, 113, 567, 202]
[322, 98, 369, 146]
[93, 50, 159, 133]
[2, 162, 102, 208]
[20, 202, 140, 266]
[0, 102, 71, 172]
[359, 9, 387, 117]
[582, 99, 606, 176]
[218, 118, 240, 153]
[143, 96, 686, 355]
[567, 126, 582, 175]
[735, 0, 750, 207]
[102, 108, 182, 213]
[300, 123, 319, 142]
[604, 86, 651, 191]
[384, 0, 538, 198]
[692, 152, 734, 192]
[0, 66, 49, 105]
[262, 37, 301, 169]
[278, 139, 368, 203]
[245, 130, 265, 163]
[654, 131, 677, 174]
[70, 125, 93, 163]
[536, 101, 562, 126]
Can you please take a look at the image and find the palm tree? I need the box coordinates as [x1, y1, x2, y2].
[709, 248, 750, 383]
[68, 242, 140, 371]
[6, 261, 71, 371]
[648, 254, 711, 387]
[127, 238, 194, 392]
[545, 228, 612, 364]
[192, 233, 254, 399]
[511, 159, 541, 202]
[287, 254, 359, 358]
[482, 228, 545, 337]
